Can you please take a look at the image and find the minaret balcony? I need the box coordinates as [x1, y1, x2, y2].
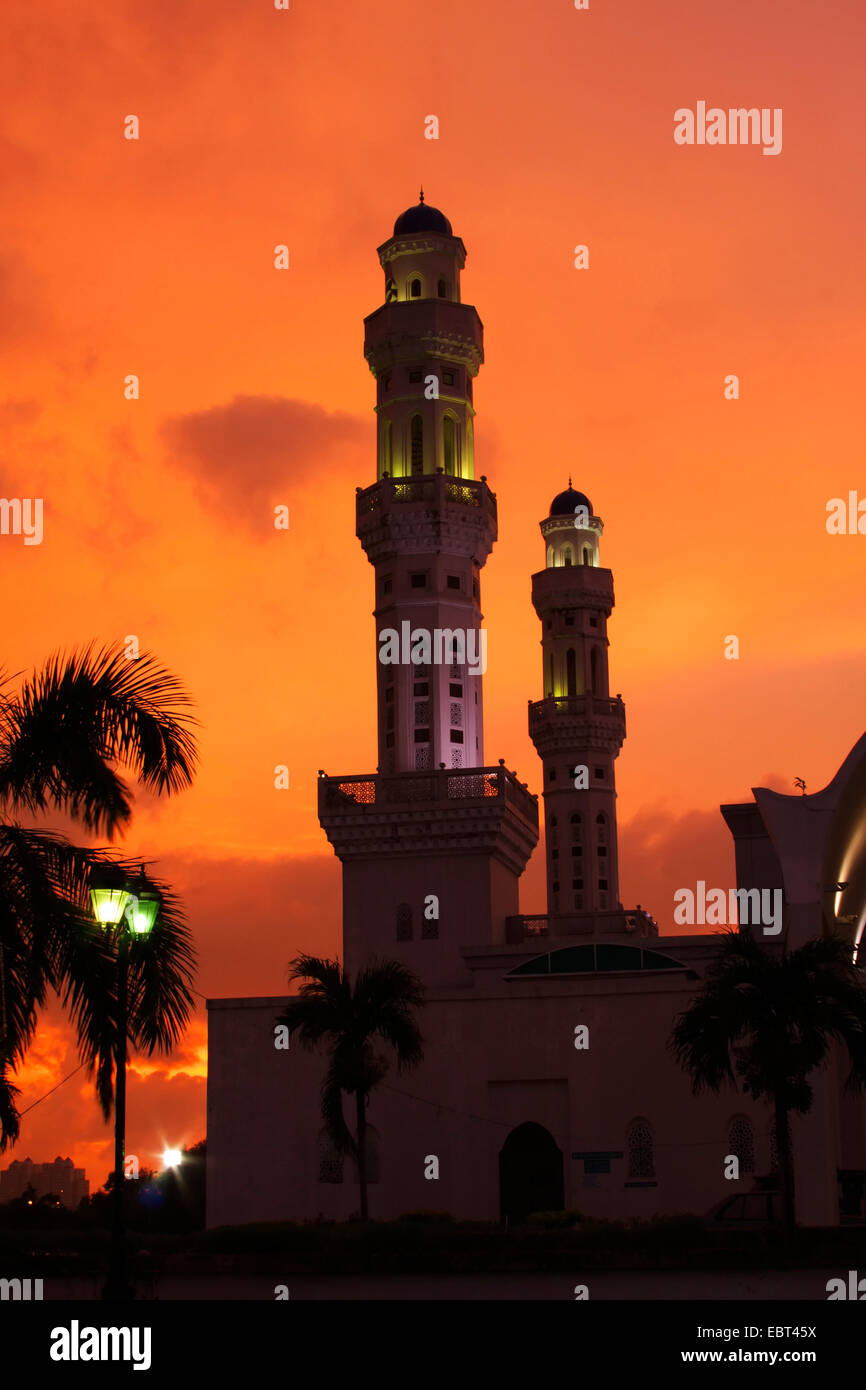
[320, 763, 535, 819]
[318, 764, 539, 874]
[528, 694, 626, 753]
[356, 473, 496, 523]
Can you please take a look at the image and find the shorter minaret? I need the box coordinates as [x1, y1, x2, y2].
[528, 485, 626, 918]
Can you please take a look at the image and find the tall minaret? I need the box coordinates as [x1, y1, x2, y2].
[319, 198, 538, 987]
[358, 192, 493, 774]
[528, 486, 626, 916]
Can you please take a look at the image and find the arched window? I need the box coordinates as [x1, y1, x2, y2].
[627, 1118, 655, 1179]
[410, 415, 424, 474]
[437, 278, 447, 298]
[566, 648, 577, 697]
[590, 647, 600, 693]
[396, 902, 413, 941]
[547, 653, 555, 697]
[583, 546, 592, 565]
[318, 1128, 343, 1184]
[728, 1116, 755, 1174]
[549, 815, 557, 829]
[410, 278, 421, 298]
[562, 546, 573, 567]
[596, 812, 606, 846]
[443, 416, 456, 474]
[547, 544, 555, 569]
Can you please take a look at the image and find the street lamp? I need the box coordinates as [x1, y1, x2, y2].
[92, 863, 160, 1301]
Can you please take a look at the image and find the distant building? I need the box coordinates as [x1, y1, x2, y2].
[0, 1156, 89, 1209]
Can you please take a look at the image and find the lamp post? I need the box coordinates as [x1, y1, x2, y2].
[91, 864, 160, 1301]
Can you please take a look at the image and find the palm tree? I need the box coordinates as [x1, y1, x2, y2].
[669, 929, 866, 1236]
[0, 642, 199, 1149]
[277, 954, 425, 1219]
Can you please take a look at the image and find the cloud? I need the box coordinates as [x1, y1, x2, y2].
[0, 250, 48, 352]
[619, 804, 739, 933]
[160, 395, 367, 531]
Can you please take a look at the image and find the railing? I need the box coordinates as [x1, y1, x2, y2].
[356, 474, 497, 523]
[320, 765, 537, 822]
[505, 909, 657, 944]
[528, 695, 624, 720]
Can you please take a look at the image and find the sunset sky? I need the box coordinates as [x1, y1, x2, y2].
[2, 0, 864, 1184]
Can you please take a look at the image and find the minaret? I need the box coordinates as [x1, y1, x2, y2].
[318, 198, 538, 987]
[528, 485, 626, 917]
[358, 191, 491, 774]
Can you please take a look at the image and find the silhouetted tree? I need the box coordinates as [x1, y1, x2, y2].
[0, 643, 198, 1148]
[278, 956, 424, 1219]
[669, 929, 866, 1235]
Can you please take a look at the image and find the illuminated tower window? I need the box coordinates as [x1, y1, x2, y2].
[583, 545, 592, 565]
[411, 415, 424, 474]
[443, 416, 456, 475]
[562, 546, 573, 567]
[410, 278, 422, 298]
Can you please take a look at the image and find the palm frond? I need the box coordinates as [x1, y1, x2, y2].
[0, 643, 199, 836]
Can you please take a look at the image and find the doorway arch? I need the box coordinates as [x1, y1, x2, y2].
[499, 1122, 564, 1223]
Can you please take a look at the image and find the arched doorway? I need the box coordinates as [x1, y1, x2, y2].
[499, 1122, 564, 1224]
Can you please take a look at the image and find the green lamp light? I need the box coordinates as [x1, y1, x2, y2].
[129, 890, 160, 935]
[90, 863, 132, 926]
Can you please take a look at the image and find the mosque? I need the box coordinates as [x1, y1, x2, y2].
[206, 197, 866, 1229]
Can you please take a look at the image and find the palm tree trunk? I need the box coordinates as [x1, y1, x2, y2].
[774, 1097, 795, 1237]
[355, 1089, 368, 1220]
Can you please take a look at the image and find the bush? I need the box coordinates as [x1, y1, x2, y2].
[396, 1211, 455, 1224]
[525, 1209, 582, 1229]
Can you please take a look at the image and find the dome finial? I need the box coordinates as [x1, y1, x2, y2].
[419, 186, 425, 204]
[568, 475, 572, 487]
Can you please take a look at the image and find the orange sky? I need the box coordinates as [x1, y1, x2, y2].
[2, 0, 864, 1183]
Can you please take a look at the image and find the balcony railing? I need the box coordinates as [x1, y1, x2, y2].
[319, 764, 537, 823]
[356, 473, 497, 523]
[505, 909, 658, 944]
[528, 695, 624, 720]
